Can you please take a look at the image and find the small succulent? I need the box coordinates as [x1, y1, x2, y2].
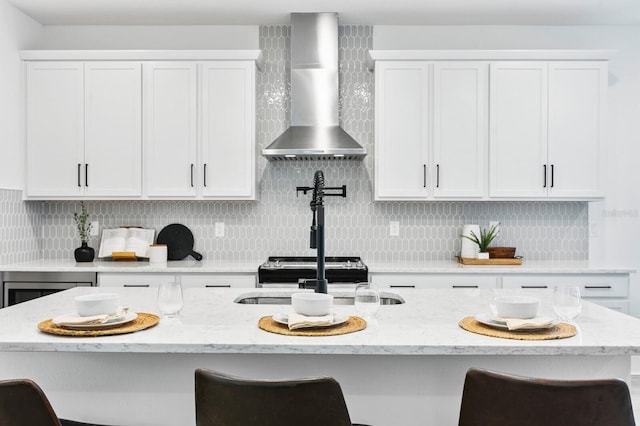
[461, 223, 499, 253]
[73, 202, 92, 243]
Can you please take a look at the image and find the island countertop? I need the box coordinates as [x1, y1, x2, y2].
[2, 286, 640, 356]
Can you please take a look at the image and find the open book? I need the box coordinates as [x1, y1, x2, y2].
[98, 227, 155, 259]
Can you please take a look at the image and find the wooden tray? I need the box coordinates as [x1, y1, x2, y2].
[457, 256, 523, 265]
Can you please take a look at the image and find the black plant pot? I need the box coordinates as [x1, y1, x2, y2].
[74, 242, 95, 262]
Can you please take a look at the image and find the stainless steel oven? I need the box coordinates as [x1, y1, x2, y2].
[2, 272, 97, 307]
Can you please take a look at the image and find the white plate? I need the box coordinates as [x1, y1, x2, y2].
[474, 313, 558, 331]
[272, 312, 350, 327]
[53, 312, 138, 330]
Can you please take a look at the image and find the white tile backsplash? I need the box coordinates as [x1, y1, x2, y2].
[0, 25, 588, 265]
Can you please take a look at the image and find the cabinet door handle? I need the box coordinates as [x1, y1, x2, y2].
[204, 163, 208, 187]
[550, 164, 554, 188]
[390, 285, 416, 289]
[436, 164, 440, 188]
[521, 285, 548, 289]
[452, 285, 478, 288]
[190, 164, 194, 187]
[77, 164, 81, 187]
[543, 164, 547, 188]
[123, 284, 150, 288]
[585, 285, 612, 289]
[85, 164, 88, 187]
[423, 164, 426, 188]
[205, 284, 231, 288]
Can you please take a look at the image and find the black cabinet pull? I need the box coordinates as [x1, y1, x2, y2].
[436, 164, 440, 188]
[543, 164, 547, 188]
[390, 285, 416, 289]
[550, 164, 554, 188]
[190, 164, 194, 187]
[205, 284, 231, 288]
[123, 284, 150, 288]
[452, 285, 478, 288]
[77, 164, 81, 187]
[423, 164, 426, 188]
[521, 285, 548, 289]
[85, 164, 88, 187]
[585, 285, 612, 289]
[204, 163, 208, 187]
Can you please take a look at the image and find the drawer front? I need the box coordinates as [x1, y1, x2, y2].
[181, 274, 256, 289]
[502, 275, 629, 298]
[588, 298, 629, 314]
[98, 273, 175, 288]
[370, 273, 497, 289]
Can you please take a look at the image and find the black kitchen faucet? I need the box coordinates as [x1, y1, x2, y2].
[296, 170, 346, 293]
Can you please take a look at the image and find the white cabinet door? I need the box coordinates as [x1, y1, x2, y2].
[370, 273, 497, 289]
[489, 62, 548, 198]
[25, 62, 84, 197]
[143, 62, 198, 197]
[547, 62, 606, 198]
[84, 62, 142, 197]
[375, 61, 429, 200]
[200, 61, 256, 199]
[433, 62, 487, 198]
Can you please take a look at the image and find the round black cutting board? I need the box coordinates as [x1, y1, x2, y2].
[156, 224, 203, 261]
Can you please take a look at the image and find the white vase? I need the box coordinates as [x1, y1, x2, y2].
[460, 224, 480, 258]
[477, 252, 490, 260]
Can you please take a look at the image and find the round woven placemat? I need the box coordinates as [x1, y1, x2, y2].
[38, 312, 160, 337]
[258, 315, 366, 336]
[459, 316, 576, 340]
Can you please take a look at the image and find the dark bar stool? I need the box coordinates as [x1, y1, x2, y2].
[458, 368, 636, 426]
[0, 378, 119, 426]
[195, 368, 371, 426]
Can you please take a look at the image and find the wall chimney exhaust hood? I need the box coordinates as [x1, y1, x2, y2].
[261, 13, 367, 161]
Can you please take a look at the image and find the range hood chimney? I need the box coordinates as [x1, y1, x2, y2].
[261, 13, 367, 161]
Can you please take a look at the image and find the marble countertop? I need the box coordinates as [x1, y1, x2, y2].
[2, 286, 640, 356]
[0, 259, 633, 274]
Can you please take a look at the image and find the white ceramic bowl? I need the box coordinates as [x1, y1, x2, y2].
[494, 296, 540, 319]
[291, 292, 333, 316]
[74, 293, 120, 316]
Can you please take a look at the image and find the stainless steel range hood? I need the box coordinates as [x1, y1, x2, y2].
[261, 13, 367, 161]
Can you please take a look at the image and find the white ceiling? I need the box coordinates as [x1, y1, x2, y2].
[7, 0, 640, 26]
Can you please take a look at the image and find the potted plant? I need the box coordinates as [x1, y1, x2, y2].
[461, 223, 499, 259]
[73, 202, 95, 262]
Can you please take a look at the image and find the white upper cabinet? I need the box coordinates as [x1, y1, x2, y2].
[26, 61, 142, 199]
[375, 61, 487, 200]
[200, 61, 256, 199]
[144, 61, 256, 200]
[26, 62, 84, 197]
[375, 61, 429, 199]
[23, 51, 260, 200]
[489, 61, 606, 199]
[143, 62, 198, 197]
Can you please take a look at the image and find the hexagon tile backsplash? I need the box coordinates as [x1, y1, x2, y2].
[0, 25, 588, 265]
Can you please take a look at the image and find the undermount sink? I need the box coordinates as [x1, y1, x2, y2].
[234, 292, 405, 305]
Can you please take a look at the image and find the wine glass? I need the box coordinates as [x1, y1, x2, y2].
[354, 283, 380, 318]
[157, 281, 183, 318]
[553, 285, 582, 323]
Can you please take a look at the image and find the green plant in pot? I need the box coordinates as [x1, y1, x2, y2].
[73, 202, 95, 262]
[461, 223, 499, 259]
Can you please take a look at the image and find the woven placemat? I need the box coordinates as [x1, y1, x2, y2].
[38, 312, 160, 337]
[258, 315, 366, 336]
[459, 316, 576, 340]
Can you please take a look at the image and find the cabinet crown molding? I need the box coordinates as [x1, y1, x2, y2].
[19, 49, 265, 71]
[366, 49, 613, 70]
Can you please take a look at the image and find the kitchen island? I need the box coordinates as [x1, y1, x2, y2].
[1, 287, 640, 425]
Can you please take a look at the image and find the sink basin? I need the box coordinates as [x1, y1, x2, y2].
[234, 292, 405, 305]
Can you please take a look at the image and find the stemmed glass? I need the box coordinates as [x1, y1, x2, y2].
[157, 281, 183, 318]
[354, 283, 380, 318]
[552, 285, 582, 323]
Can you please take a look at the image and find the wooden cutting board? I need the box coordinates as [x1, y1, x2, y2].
[457, 256, 523, 265]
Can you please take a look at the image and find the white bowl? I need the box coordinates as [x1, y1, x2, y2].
[494, 296, 540, 319]
[74, 293, 120, 316]
[291, 292, 333, 316]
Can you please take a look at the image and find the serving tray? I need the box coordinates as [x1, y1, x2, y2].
[457, 256, 523, 265]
